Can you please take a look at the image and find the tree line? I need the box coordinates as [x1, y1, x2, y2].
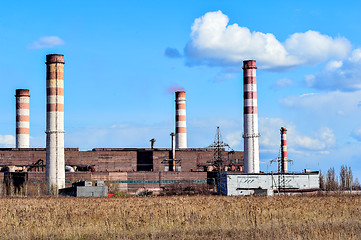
[320, 165, 361, 191]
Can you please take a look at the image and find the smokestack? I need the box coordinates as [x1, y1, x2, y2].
[45, 54, 65, 194]
[280, 127, 288, 173]
[175, 91, 187, 148]
[169, 132, 176, 171]
[170, 132, 176, 160]
[15, 89, 30, 148]
[150, 138, 156, 149]
[242, 60, 260, 173]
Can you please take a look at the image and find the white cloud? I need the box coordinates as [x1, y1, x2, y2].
[258, 118, 335, 154]
[351, 127, 361, 141]
[284, 31, 350, 65]
[259, 117, 289, 151]
[224, 117, 335, 155]
[184, 11, 351, 70]
[294, 127, 336, 151]
[304, 74, 316, 87]
[225, 130, 242, 147]
[29, 36, 65, 49]
[325, 60, 343, 71]
[280, 90, 361, 115]
[305, 48, 361, 91]
[271, 78, 293, 89]
[0, 135, 15, 147]
[349, 48, 361, 62]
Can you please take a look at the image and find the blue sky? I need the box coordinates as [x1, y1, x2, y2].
[1, 1, 361, 178]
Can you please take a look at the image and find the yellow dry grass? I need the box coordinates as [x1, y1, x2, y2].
[0, 195, 360, 239]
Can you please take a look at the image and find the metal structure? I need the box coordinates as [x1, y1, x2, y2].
[270, 127, 293, 191]
[208, 127, 231, 171]
[150, 138, 156, 149]
[15, 89, 30, 148]
[171, 132, 176, 160]
[208, 127, 232, 194]
[45, 54, 65, 194]
[161, 132, 181, 171]
[242, 60, 260, 173]
[175, 91, 187, 148]
[28, 159, 45, 172]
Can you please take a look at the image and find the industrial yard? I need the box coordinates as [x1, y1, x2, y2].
[0, 56, 321, 197]
[2, 1, 361, 239]
[1, 195, 361, 239]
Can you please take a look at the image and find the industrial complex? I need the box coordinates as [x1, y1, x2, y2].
[0, 55, 319, 196]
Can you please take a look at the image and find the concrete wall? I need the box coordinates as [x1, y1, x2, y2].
[0, 148, 242, 173]
[0, 171, 207, 194]
[225, 173, 320, 196]
[0, 148, 138, 172]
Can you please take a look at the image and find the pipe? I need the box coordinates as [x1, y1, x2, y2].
[242, 60, 260, 173]
[15, 89, 30, 148]
[150, 138, 156, 149]
[45, 54, 65, 195]
[175, 91, 187, 148]
[170, 132, 176, 171]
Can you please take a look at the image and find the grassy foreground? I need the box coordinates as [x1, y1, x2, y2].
[0, 195, 360, 239]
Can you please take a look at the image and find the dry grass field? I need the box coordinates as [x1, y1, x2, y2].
[0, 195, 360, 239]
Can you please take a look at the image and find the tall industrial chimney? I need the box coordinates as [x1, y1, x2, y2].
[242, 60, 260, 173]
[175, 91, 187, 148]
[280, 127, 288, 173]
[45, 54, 65, 194]
[15, 89, 30, 148]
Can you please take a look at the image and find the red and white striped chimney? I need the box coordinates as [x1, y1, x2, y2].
[45, 54, 65, 194]
[243, 60, 260, 173]
[175, 91, 187, 148]
[15, 89, 30, 148]
[280, 127, 288, 173]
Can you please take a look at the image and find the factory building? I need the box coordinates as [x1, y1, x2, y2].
[0, 147, 243, 193]
[0, 55, 321, 196]
[220, 172, 320, 196]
